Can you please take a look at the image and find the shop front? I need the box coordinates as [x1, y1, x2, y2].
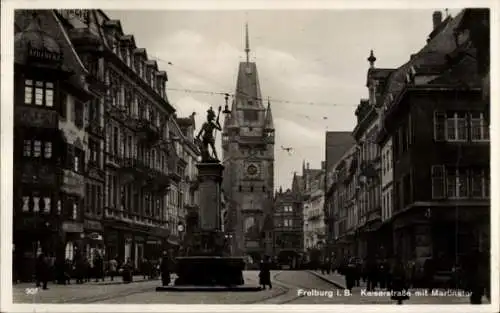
[83, 219, 105, 261]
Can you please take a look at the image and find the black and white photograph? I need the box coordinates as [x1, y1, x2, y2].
[1, 0, 498, 311]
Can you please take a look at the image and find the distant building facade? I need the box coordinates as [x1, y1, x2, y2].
[272, 188, 303, 266]
[302, 162, 326, 250]
[323, 131, 356, 257]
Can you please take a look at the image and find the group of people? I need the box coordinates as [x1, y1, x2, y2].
[330, 249, 490, 305]
[32, 250, 179, 289]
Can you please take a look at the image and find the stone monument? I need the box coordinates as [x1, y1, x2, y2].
[157, 105, 259, 291]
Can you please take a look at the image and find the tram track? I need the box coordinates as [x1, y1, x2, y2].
[65, 271, 342, 304]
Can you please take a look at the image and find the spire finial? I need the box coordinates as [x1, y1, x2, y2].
[245, 18, 250, 63]
[368, 50, 376, 68]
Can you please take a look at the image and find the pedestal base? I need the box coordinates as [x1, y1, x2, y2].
[174, 256, 246, 286]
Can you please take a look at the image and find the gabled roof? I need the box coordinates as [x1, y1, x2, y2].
[15, 10, 89, 84]
[381, 10, 466, 110]
[235, 62, 263, 108]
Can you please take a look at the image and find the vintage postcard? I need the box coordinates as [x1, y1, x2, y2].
[1, 0, 498, 312]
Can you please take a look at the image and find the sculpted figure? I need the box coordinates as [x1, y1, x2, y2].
[196, 106, 222, 162]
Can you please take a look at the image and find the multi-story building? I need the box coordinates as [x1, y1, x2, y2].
[376, 10, 490, 268]
[56, 10, 182, 268]
[327, 145, 358, 261]
[302, 162, 326, 251]
[175, 113, 200, 241]
[350, 51, 394, 260]
[221, 24, 275, 260]
[323, 131, 355, 257]
[272, 187, 303, 267]
[13, 10, 97, 281]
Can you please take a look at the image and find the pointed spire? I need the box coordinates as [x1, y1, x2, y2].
[245, 22, 250, 63]
[264, 97, 274, 130]
[368, 50, 376, 68]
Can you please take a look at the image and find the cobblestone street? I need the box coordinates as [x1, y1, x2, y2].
[12, 270, 481, 305]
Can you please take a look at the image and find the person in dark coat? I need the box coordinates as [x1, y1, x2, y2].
[35, 253, 49, 290]
[423, 257, 435, 292]
[259, 255, 272, 290]
[94, 251, 104, 282]
[122, 258, 133, 283]
[390, 257, 410, 305]
[462, 249, 489, 304]
[344, 258, 356, 292]
[160, 251, 172, 286]
[365, 257, 378, 291]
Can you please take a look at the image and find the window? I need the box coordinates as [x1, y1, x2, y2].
[471, 169, 489, 198]
[74, 153, 80, 172]
[446, 168, 468, 198]
[431, 165, 445, 199]
[33, 196, 40, 212]
[89, 139, 100, 166]
[239, 185, 242, 192]
[22, 196, 29, 212]
[43, 197, 51, 213]
[24, 80, 54, 107]
[73, 101, 85, 128]
[72, 202, 78, 220]
[113, 127, 119, 154]
[33, 140, 42, 157]
[470, 112, 489, 141]
[65, 242, 74, 261]
[244, 110, 258, 121]
[23, 140, 31, 156]
[44, 142, 52, 158]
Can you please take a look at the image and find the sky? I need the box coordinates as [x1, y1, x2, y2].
[107, 8, 461, 190]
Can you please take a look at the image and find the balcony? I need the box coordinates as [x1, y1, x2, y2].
[19, 161, 57, 186]
[86, 120, 105, 138]
[106, 104, 129, 123]
[87, 162, 105, 182]
[104, 206, 166, 228]
[145, 168, 172, 195]
[117, 157, 148, 185]
[133, 118, 161, 145]
[307, 214, 321, 222]
[15, 106, 58, 129]
[167, 157, 184, 183]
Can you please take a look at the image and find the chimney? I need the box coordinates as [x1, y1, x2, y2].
[321, 161, 325, 170]
[307, 162, 310, 170]
[433, 11, 442, 30]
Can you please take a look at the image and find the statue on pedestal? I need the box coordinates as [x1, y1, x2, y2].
[195, 106, 222, 163]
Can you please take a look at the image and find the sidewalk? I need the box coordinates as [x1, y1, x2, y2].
[308, 270, 483, 304]
[14, 275, 157, 288]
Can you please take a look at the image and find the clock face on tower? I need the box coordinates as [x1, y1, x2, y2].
[246, 164, 260, 178]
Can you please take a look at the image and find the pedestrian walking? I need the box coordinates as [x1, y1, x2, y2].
[344, 257, 356, 292]
[390, 256, 410, 305]
[259, 255, 272, 290]
[108, 256, 118, 281]
[35, 253, 49, 290]
[462, 249, 488, 304]
[141, 258, 150, 280]
[160, 251, 172, 286]
[365, 256, 378, 291]
[121, 258, 133, 283]
[94, 251, 104, 282]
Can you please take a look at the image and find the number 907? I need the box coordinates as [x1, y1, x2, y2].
[25, 288, 39, 295]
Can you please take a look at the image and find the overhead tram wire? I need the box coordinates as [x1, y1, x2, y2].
[149, 55, 358, 109]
